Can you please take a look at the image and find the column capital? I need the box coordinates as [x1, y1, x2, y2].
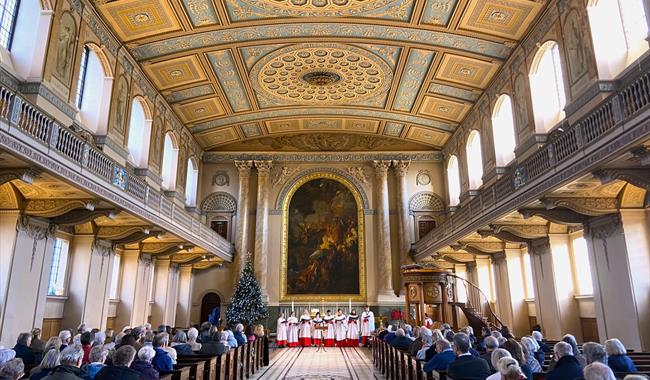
[254, 160, 273, 174]
[528, 236, 551, 256]
[392, 160, 411, 177]
[234, 160, 254, 174]
[584, 213, 622, 239]
[17, 215, 56, 240]
[373, 160, 391, 176]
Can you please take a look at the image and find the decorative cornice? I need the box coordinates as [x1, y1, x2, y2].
[0, 167, 41, 186]
[18, 82, 76, 119]
[593, 168, 650, 191]
[204, 151, 443, 163]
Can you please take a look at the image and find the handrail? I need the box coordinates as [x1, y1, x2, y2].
[447, 273, 504, 328]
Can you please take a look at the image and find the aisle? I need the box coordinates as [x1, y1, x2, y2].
[253, 346, 385, 379]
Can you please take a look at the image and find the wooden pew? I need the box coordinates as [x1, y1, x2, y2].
[175, 361, 205, 380]
[178, 355, 217, 380]
[224, 348, 237, 380]
[160, 374, 174, 380]
[160, 365, 191, 380]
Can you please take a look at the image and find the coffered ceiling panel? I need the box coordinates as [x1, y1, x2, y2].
[93, 0, 549, 151]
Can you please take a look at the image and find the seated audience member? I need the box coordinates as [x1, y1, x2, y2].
[80, 332, 93, 365]
[404, 325, 414, 339]
[58, 331, 72, 352]
[503, 338, 533, 380]
[186, 328, 202, 352]
[546, 341, 584, 380]
[584, 362, 616, 380]
[151, 334, 173, 372]
[376, 322, 390, 341]
[605, 338, 637, 373]
[531, 330, 550, 353]
[0, 349, 16, 369]
[30, 349, 60, 380]
[103, 330, 113, 345]
[408, 327, 423, 355]
[520, 337, 543, 374]
[225, 330, 238, 349]
[92, 332, 106, 348]
[130, 346, 159, 380]
[432, 329, 444, 343]
[13, 333, 36, 365]
[95, 346, 139, 380]
[481, 336, 499, 373]
[42, 345, 85, 380]
[416, 328, 433, 360]
[199, 332, 230, 356]
[244, 325, 256, 342]
[486, 349, 513, 380]
[169, 331, 192, 356]
[384, 325, 397, 344]
[446, 333, 491, 380]
[233, 324, 247, 346]
[389, 329, 412, 351]
[120, 335, 139, 349]
[31, 329, 46, 355]
[83, 345, 108, 380]
[444, 329, 455, 343]
[583, 342, 608, 365]
[496, 357, 526, 380]
[564, 334, 587, 367]
[44, 338, 62, 353]
[0, 358, 24, 380]
[199, 323, 212, 343]
[254, 325, 265, 339]
[423, 339, 455, 373]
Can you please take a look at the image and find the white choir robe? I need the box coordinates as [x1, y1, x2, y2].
[299, 315, 312, 346]
[323, 316, 336, 347]
[312, 318, 324, 345]
[334, 315, 347, 346]
[346, 315, 360, 347]
[424, 317, 433, 329]
[276, 317, 288, 347]
[287, 316, 299, 347]
[360, 311, 375, 346]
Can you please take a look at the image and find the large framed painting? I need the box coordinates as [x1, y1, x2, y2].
[280, 172, 366, 301]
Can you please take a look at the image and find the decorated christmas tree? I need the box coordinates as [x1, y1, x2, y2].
[226, 253, 268, 326]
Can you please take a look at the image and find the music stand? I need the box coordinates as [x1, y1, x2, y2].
[315, 325, 329, 352]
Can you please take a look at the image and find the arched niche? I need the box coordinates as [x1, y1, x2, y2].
[201, 192, 237, 242]
[409, 191, 446, 240]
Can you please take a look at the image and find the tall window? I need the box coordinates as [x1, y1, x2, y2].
[161, 132, 179, 190]
[75, 46, 113, 135]
[529, 41, 567, 132]
[109, 254, 121, 299]
[75, 47, 89, 109]
[491, 95, 517, 166]
[571, 235, 594, 295]
[185, 158, 199, 207]
[522, 251, 535, 299]
[588, 0, 649, 79]
[47, 238, 70, 296]
[465, 130, 483, 189]
[127, 98, 152, 168]
[0, 0, 19, 50]
[447, 155, 461, 206]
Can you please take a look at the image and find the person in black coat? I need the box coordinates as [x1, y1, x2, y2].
[388, 329, 412, 351]
[13, 333, 36, 365]
[130, 346, 159, 380]
[545, 342, 583, 380]
[95, 346, 139, 380]
[480, 336, 499, 373]
[446, 333, 491, 380]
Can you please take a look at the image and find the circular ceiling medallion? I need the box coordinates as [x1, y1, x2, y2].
[250, 43, 392, 105]
[240, 0, 399, 17]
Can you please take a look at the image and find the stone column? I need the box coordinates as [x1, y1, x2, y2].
[585, 212, 650, 350]
[0, 216, 56, 347]
[151, 259, 180, 327]
[233, 160, 253, 282]
[253, 160, 272, 299]
[373, 160, 394, 299]
[176, 265, 194, 327]
[63, 238, 115, 330]
[492, 249, 529, 337]
[116, 251, 154, 329]
[393, 160, 412, 267]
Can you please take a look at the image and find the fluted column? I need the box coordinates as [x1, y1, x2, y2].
[374, 160, 393, 298]
[393, 160, 412, 266]
[254, 160, 272, 299]
[233, 160, 253, 282]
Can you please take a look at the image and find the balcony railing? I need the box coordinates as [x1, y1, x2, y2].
[414, 56, 650, 259]
[0, 79, 233, 260]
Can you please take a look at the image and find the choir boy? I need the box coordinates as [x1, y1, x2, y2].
[361, 305, 375, 347]
[287, 311, 299, 347]
[312, 312, 324, 346]
[346, 309, 360, 347]
[334, 309, 347, 347]
[299, 309, 312, 347]
[324, 310, 336, 347]
[277, 312, 288, 347]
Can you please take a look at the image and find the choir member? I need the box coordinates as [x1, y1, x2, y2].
[346, 309, 360, 347]
[323, 310, 336, 347]
[312, 312, 324, 346]
[287, 311, 299, 347]
[424, 313, 434, 329]
[276, 312, 288, 348]
[299, 309, 312, 347]
[361, 305, 375, 347]
[334, 309, 347, 347]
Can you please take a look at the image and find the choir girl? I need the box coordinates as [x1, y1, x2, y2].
[299, 309, 312, 347]
[287, 311, 299, 347]
[323, 310, 336, 347]
[346, 309, 360, 347]
[360, 305, 375, 347]
[277, 312, 288, 347]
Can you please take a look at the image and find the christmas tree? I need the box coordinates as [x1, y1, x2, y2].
[226, 253, 268, 326]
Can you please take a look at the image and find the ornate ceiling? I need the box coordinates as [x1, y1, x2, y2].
[94, 0, 547, 150]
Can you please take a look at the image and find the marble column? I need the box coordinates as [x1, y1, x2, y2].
[176, 265, 194, 328]
[492, 249, 529, 337]
[253, 160, 272, 299]
[233, 160, 253, 282]
[116, 251, 154, 329]
[63, 237, 115, 330]
[585, 212, 650, 350]
[373, 160, 394, 299]
[393, 160, 412, 267]
[151, 259, 180, 327]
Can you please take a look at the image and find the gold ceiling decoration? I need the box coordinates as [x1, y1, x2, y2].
[249, 43, 392, 105]
[238, 0, 400, 16]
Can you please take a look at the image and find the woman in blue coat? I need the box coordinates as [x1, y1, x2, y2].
[605, 339, 637, 373]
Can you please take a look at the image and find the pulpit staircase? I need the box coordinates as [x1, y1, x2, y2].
[447, 274, 504, 333]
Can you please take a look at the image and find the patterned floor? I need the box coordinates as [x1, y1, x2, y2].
[253, 347, 385, 380]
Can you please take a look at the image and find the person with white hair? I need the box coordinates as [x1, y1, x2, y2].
[58, 331, 72, 352]
[41, 345, 85, 380]
[496, 357, 526, 380]
[170, 330, 192, 355]
[623, 375, 650, 380]
[92, 332, 106, 348]
[546, 341, 583, 380]
[486, 349, 512, 380]
[130, 346, 159, 380]
[0, 358, 24, 380]
[83, 345, 108, 380]
[233, 324, 247, 347]
[416, 327, 433, 360]
[423, 339, 455, 373]
[583, 342, 608, 365]
[199, 332, 230, 355]
[480, 336, 500, 373]
[531, 330, 551, 354]
[186, 327, 201, 352]
[520, 336, 543, 374]
[29, 349, 60, 380]
[0, 349, 16, 368]
[606, 338, 637, 373]
[584, 362, 616, 380]
[390, 328, 412, 351]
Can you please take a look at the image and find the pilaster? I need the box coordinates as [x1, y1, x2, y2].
[151, 259, 180, 327]
[116, 250, 154, 329]
[253, 160, 272, 300]
[373, 160, 394, 299]
[233, 160, 253, 283]
[392, 160, 412, 267]
[176, 265, 194, 327]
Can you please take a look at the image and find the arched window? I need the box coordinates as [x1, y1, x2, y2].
[8, 1, 52, 80]
[185, 157, 199, 207]
[75, 45, 113, 135]
[447, 155, 461, 207]
[465, 131, 483, 189]
[529, 41, 567, 132]
[588, 0, 648, 79]
[0, 0, 20, 49]
[491, 95, 517, 166]
[126, 98, 152, 168]
[161, 132, 179, 190]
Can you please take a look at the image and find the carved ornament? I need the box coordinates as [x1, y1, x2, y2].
[97, 226, 152, 240]
[392, 160, 410, 177]
[346, 166, 369, 186]
[0, 167, 41, 186]
[373, 160, 391, 176]
[519, 208, 588, 225]
[542, 197, 618, 216]
[257, 133, 403, 152]
[273, 166, 299, 187]
[24, 199, 88, 218]
[254, 160, 273, 174]
[491, 223, 548, 238]
[594, 168, 650, 191]
[234, 160, 253, 175]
